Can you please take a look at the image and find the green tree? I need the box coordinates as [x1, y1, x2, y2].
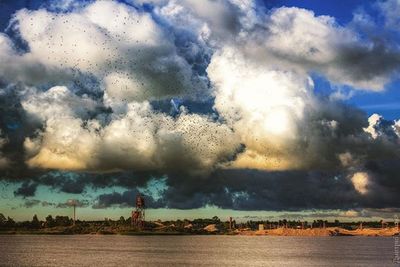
[212, 216, 220, 223]
[31, 214, 40, 229]
[6, 217, 15, 227]
[0, 213, 6, 226]
[45, 215, 55, 228]
[55, 216, 71, 226]
[119, 216, 125, 225]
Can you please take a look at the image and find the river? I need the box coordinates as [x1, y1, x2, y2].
[0, 235, 397, 266]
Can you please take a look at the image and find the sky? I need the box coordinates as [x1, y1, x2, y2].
[0, 0, 400, 222]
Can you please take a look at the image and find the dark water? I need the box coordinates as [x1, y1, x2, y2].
[0, 235, 398, 266]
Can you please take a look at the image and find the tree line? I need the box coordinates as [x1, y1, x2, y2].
[0, 213, 72, 229]
[0, 213, 396, 231]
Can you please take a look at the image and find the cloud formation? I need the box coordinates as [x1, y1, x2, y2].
[0, 0, 400, 214]
[5, 1, 207, 102]
[22, 87, 240, 173]
[21, 198, 89, 208]
[350, 172, 370, 195]
[14, 181, 37, 197]
[0, 129, 9, 168]
[376, 0, 400, 28]
[238, 7, 400, 91]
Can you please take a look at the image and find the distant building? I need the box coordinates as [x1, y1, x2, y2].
[258, 224, 264, 231]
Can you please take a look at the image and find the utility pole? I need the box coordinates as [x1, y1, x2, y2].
[67, 199, 77, 226]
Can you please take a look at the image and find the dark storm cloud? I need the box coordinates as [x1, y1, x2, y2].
[21, 199, 41, 208]
[14, 181, 38, 197]
[8, 171, 157, 196]
[36, 172, 88, 194]
[93, 189, 165, 209]
[260, 37, 400, 90]
[294, 99, 400, 170]
[156, 162, 400, 211]
[45, 171, 156, 193]
[160, 170, 355, 210]
[333, 40, 400, 83]
[56, 199, 89, 208]
[0, 85, 35, 169]
[21, 198, 89, 208]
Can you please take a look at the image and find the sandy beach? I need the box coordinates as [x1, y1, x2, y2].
[237, 227, 400, 237]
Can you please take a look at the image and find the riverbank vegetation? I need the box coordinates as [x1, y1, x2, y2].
[0, 213, 398, 236]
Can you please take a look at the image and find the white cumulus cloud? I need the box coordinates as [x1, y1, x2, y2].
[350, 172, 370, 195]
[22, 86, 240, 173]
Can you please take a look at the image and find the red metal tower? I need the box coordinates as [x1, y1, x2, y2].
[131, 194, 145, 229]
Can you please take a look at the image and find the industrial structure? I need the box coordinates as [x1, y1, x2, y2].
[131, 194, 145, 229]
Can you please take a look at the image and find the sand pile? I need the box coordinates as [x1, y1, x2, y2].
[204, 224, 218, 232]
[268, 227, 333, 236]
[339, 227, 399, 237]
[184, 224, 193, 229]
[238, 227, 400, 236]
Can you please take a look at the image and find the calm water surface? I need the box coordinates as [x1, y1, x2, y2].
[0, 235, 398, 266]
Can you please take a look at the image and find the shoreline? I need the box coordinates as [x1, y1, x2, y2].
[1, 226, 398, 237]
[237, 226, 399, 237]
